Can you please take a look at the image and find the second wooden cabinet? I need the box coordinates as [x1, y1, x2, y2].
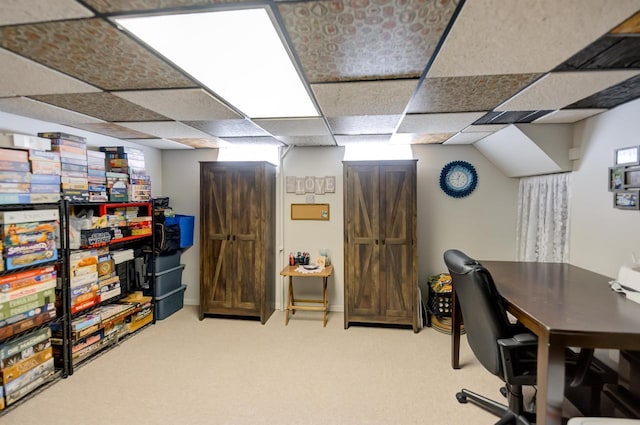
[343, 160, 418, 332]
[199, 161, 276, 324]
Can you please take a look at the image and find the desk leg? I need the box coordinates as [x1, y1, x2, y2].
[536, 333, 565, 425]
[285, 276, 293, 325]
[322, 276, 328, 327]
[451, 288, 461, 369]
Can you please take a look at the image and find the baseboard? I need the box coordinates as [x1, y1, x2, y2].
[183, 299, 345, 312]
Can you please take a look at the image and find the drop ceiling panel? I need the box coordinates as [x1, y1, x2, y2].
[312, 80, 418, 116]
[397, 112, 486, 134]
[278, 0, 458, 82]
[474, 110, 552, 125]
[533, 109, 606, 124]
[71, 123, 156, 139]
[0, 19, 196, 90]
[253, 118, 330, 136]
[0, 97, 104, 126]
[0, 0, 94, 25]
[125, 138, 194, 150]
[443, 132, 493, 145]
[427, 0, 640, 77]
[328, 115, 401, 135]
[184, 119, 269, 138]
[114, 89, 241, 121]
[462, 124, 507, 133]
[30, 93, 169, 122]
[497, 71, 640, 111]
[115, 121, 213, 139]
[334, 135, 392, 146]
[612, 11, 640, 33]
[391, 133, 454, 144]
[566, 74, 640, 109]
[222, 136, 284, 146]
[81, 0, 243, 14]
[555, 36, 640, 70]
[171, 138, 230, 148]
[407, 74, 541, 113]
[0, 48, 100, 97]
[276, 136, 335, 146]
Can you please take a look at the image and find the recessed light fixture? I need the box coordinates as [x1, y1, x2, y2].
[115, 8, 318, 119]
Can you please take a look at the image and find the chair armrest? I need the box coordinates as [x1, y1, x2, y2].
[498, 333, 538, 385]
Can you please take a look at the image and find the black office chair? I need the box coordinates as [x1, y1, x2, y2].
[443, 249, 598, 425]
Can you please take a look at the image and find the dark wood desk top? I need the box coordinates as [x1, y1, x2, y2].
[483, 261, 640, 348]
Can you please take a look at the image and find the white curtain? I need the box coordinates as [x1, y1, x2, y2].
[516, 173, 571, 263]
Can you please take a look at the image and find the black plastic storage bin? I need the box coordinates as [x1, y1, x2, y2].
[153, 264, 184, 297]
[155, 284, 186, 320]
[153, 251, 181, 273]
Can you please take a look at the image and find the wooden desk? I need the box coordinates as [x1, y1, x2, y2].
[450, 261, 640, 425]
[280, 265, 333, 327]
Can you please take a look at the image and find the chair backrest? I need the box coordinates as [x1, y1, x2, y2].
[443, 249, 514, 377]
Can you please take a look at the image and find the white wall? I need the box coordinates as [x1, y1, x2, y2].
[412, 144, 519, 279]
[570, 98, 640, 278]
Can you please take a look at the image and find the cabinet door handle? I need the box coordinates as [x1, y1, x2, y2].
[375, 239, 379, 245]
[226, 234, 231, 240]
[381, 239, 386, 245]
[232, 235, 236, 241]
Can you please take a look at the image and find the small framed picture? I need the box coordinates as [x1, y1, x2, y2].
[614, 190, 640, 210]
[625, 169, 640, 188]
[615, 146, 640, 166]
[609, 167, 625, 191]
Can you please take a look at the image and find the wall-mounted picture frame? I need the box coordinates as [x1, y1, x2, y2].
[609, 166, 626, 191]
[614, 190, 640, 210]
[291, 203, 330, 220]
[625, 169, 640, 188]
[615, 146, 640, 166]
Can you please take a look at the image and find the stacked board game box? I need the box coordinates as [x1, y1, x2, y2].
[69, 249, 99, 314]
[0, 326, 55, 408]
[0, 266, 57, 340]
[29, 149, 61, 204]
[38, 132, 89, 202]
[0, 148, 30, 205]
[100, 146, 150, 202]
[96, 247, 121, 303]
[86, 150, 107, 202]
[0, 209, 59, 272]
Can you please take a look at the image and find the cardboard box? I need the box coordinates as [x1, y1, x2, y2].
[0, 308, 55, 340]
[1, 346, 53, 385]
[0, 327, 51, 362]
[5, 249, 57, 271]
[0, 209, 59, 225]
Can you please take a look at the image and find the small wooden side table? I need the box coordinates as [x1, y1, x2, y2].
[280, 265, 333, 327]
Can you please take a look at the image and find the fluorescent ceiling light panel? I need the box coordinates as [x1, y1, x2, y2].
[116, 8, 317, 119]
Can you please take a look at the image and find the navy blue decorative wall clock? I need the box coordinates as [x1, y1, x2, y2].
[440, 161, 478, 198]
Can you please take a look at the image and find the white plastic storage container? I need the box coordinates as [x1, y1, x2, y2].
[155, 284, 186, 320]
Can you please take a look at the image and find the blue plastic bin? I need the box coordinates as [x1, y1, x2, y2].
[164, 214, 194, 248]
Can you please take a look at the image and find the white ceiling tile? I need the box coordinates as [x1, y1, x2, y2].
[0, 97, 104, 125]
[334, 135, 392, 146]
[312, 80, 418, 116]
[125, 138, 194, 150]
[390, 133, 455, 144]
[114, 89, 241, 121]
[533, 108, 607, 123]
[222, 136, 284, 146]
[253, 118, 330, 136]
[462, 124, 508, 133]
[328, 115, 401, 135]
[0, 48, 100, 97]
[115, 121, 212, 139]
[277, 136, 335, 146]
[397, 112, 486, 133]
[428, 0, 640, 77]
[497, 71, 640, 111]
[443, 132, 493, 145]
[0, 0, 93, 25]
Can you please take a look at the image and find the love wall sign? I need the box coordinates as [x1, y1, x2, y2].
[285, 176, 336, 195]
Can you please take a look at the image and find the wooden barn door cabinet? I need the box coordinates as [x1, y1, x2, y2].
[199, 161, 276, 324]
[343, 160, 418, 332]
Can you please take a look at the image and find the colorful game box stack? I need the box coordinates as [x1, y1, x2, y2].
[29, 150, 62, 204]
[0, 266, 57, 340]
[38, 132, 89, 202]
[0, 148, 31, 205]
[69, 249, 99, 314]
[96, 247, 121, 303]
[86, 150, 107, 202]
[0, 327, 55, 409]
[0, 209, 59, 272]
[100, 146, 150, 202]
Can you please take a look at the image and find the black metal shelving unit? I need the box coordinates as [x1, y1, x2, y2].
[0, 201, 68, 415]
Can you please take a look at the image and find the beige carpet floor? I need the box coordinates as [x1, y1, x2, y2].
[3, 306, 508, 425]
